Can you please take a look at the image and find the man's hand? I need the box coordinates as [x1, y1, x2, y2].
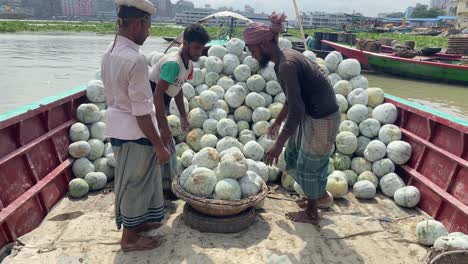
[180, 117, 190, 135]
[264, 142, 283, 166]
[155, 144, 171, 164]
[267, 121, 281, 140]
[160, 127, 173, 149]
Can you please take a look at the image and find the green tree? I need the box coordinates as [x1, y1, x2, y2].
[412, 5, 446, 18]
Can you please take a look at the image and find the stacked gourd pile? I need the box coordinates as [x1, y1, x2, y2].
[67, 80, 115, 198]
[276, 51, 421, 210]
[148, 38, 290, 200]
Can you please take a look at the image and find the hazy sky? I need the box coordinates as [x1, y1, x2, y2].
[186, 0, 431, 17]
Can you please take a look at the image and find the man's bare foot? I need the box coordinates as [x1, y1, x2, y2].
[286, 211, 320, 225]
[121, 235, 162, 252]
[295, 198, 307, 209]
[134, 222, 163, 233]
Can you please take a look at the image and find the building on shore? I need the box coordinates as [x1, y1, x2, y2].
[431, 0, 449, 9]
[300, 12, 352, 28]
[174, 7, 269, 27]
[0, 0, 34, 18]
[406, 6, 415, 18]
[61, 0, 95, 18]
[446, 0, 458, 16]
[457, 0, 468, 27]
[381, 16, 457, 27]
[95, 0, 116, 21]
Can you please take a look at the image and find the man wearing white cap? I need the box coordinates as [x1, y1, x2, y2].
[101, 0, 169, 252]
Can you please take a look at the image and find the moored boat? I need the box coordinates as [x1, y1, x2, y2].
[322, 40, 468, 85]
[0, 85, 466, 250]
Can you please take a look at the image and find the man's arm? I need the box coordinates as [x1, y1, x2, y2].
[175, 89, 190, 133]
[128, 56, 170, 163]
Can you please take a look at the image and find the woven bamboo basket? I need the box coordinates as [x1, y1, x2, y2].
[172, 176, 269, 217]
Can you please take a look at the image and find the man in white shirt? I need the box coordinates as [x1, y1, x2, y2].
[101, 0, 169, 252]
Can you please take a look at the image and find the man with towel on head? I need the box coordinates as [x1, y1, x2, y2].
[244, 13, 340, 225]
[101, 0, 170, 252]
[149, 24, 210, 184]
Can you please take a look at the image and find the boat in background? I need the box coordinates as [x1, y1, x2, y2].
[322, 40, 468, 85]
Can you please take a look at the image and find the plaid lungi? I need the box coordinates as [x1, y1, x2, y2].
[285, 110, 340, 199]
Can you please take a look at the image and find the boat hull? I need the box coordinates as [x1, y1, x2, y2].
[322, 40, 468, 85]
[0, 88, 467, 249]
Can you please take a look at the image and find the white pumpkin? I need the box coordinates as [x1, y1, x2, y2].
[72, 158, 95, 178]
[294, 182, 305, 196]
[343, 170, 359, 186]
[225, 85, 247, 108]
[202, 118, 218, 134]
[186, 129, 205, 152]
[337, 59, 361, 79]
[77, 104, 101, 124]
[350, 75, 369, 89]
[176, 142, 192, 157]
[200, 134, 218, 149]
[216, 100, 229, 113]
[268, 166, 282, 182]
[364, 140, 387, 162]
[238, 52, 248, 63]
[347, 88, 368, 106]
[334, 80, 352, 97]
[217, 76, 235, 91]
[184, 167, 217, 197]
[269, 102, 283, 119]
[243, 56, 259, 73]
[207, 45, 227, 59]
[266, 80, 282, 96]
[234, 64, 251, 82]
[253, 121, 270, 137]
[331, 153, 351, 170]
[357, 171, 379, 188]
[208, 108, 227, 121]
[188, 68, 204, 86]
[84, 172, 107, 191]
[259, 92, 273, 107]
[336, 94, 349, 113]
[367, 88, 385, 108]
[245, 92, 266, 109]
[274, 93, 286, 104]
[217, 151, 249, 180]
[93, 158, 114, 180]
[278, 37, 292, 50]
[339, 120, 359, 136]
[303, 50, 317, 62]
[86, 80, 105, 103]
[335, 131, 358, 155]
[328, 73, 342, 87]
[416, 220, 448, 246]
[239, 130, 256, 145]
[68, 141, 91, 159]
[234, 105, 253, 122]
[198, 90, 218, 111]
[205, 72, 220, 87]
[243, 141, 265, 161]
[379, 172, 405, 197]
[246, 159, 269, 182]
[351, 157, 372, 175]
[239, 171, 264, 198]
[197, 56, 207, 68]
[257, 134, 275, 151]
[387, 141, 412, 165]
[359, 118, 381, 138]
[372, 158, 395, 177]
[187, 108, 208, 129]
[167, 115, 182, 137]
[355, 136, 372, 157]
[216, 137, 243, 153]
[347, 104, 369, 124]
[327, 172, 348, 198]
[378, 124, 402, 145]
[394, 186, 420, 208]
[182, 83, 196, 100]
[205, 56, 224, 73]
[353, 180, 376, 199]
[223, 54, 240, 75]
[87, 139, 104, 161]
[252, 107, 271, 123]
[372, 103, 398, 124]
[181, 150, 195, 168]
[68, 178, 89, 198]
[69, 123, 90, 142]
[325, 53, 341, 73]
[259, 62, 277, 81]
[282, 172, 296, 191]
[237, 121, 250, 133]
[217, 118, 238, 137]
[434, 236, 468, 251]
[192, 147, 220, 169]
[226, 38, 245, 56]
[246, 74, 266, 92]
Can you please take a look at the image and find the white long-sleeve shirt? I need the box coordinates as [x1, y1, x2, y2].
[101, 36, 159, 140]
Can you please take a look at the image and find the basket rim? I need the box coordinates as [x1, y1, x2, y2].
[172, 175, 269, 207]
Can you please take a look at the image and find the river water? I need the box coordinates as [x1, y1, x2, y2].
[0, 33, 467, 120]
